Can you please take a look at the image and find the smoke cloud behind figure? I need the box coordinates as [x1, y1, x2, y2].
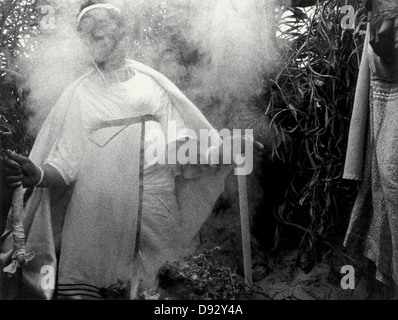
[186, 0, 279, 101]
[20, 0, 280, 135]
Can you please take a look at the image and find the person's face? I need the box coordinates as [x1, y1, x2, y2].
[78, 9, 123, 64]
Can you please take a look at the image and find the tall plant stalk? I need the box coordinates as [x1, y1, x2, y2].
[266, 0, 366, 267]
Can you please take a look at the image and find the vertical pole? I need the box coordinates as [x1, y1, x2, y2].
[238, 174, 252, 290]
[11, 185, 24, 298]
[11, 186, 24, 224]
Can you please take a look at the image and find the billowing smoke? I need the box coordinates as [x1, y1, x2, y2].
[19, 0, 280, 134]
[186, 1, 278, 101]
[20, 0, 89, 134]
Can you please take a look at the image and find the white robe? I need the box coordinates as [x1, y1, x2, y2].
[51, 70, 194, 298]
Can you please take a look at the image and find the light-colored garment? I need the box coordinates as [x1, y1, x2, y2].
[0, 60, 232, 299]
[51, 70, 192, 298]
[344, 5, 398, 180]
[44, 70, 193, 185]
[343, 26, 371, 181]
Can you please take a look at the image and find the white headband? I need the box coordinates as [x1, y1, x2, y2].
[77, 4, 121, 26]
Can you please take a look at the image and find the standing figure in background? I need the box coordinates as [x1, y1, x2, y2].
[344, 0, 398, 299]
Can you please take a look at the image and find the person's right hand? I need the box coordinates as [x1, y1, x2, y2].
[2, 151, 41, 189]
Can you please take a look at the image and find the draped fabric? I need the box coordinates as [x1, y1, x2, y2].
[344, 76, 398, 286]
[344, 3, 398, 287]
[343, 27, 371, 181]
[344, 2, 398, 181]
[0, 60, 232, 299]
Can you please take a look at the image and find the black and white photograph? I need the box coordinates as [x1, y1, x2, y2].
[0, 0, 397, 309]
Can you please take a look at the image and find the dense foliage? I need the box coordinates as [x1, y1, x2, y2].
[268, 0, 366, 266]
[0, 0, 44, 154]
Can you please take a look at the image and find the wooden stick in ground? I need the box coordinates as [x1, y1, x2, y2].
[237, 174, 253, 290]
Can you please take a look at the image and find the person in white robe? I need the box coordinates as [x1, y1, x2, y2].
[0, 2, 263, 299]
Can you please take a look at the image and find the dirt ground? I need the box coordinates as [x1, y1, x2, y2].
[251, 248, 369, 300]
[198, 207, 369, 300]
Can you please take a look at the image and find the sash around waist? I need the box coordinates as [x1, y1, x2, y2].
[90, 114, 159, 134]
